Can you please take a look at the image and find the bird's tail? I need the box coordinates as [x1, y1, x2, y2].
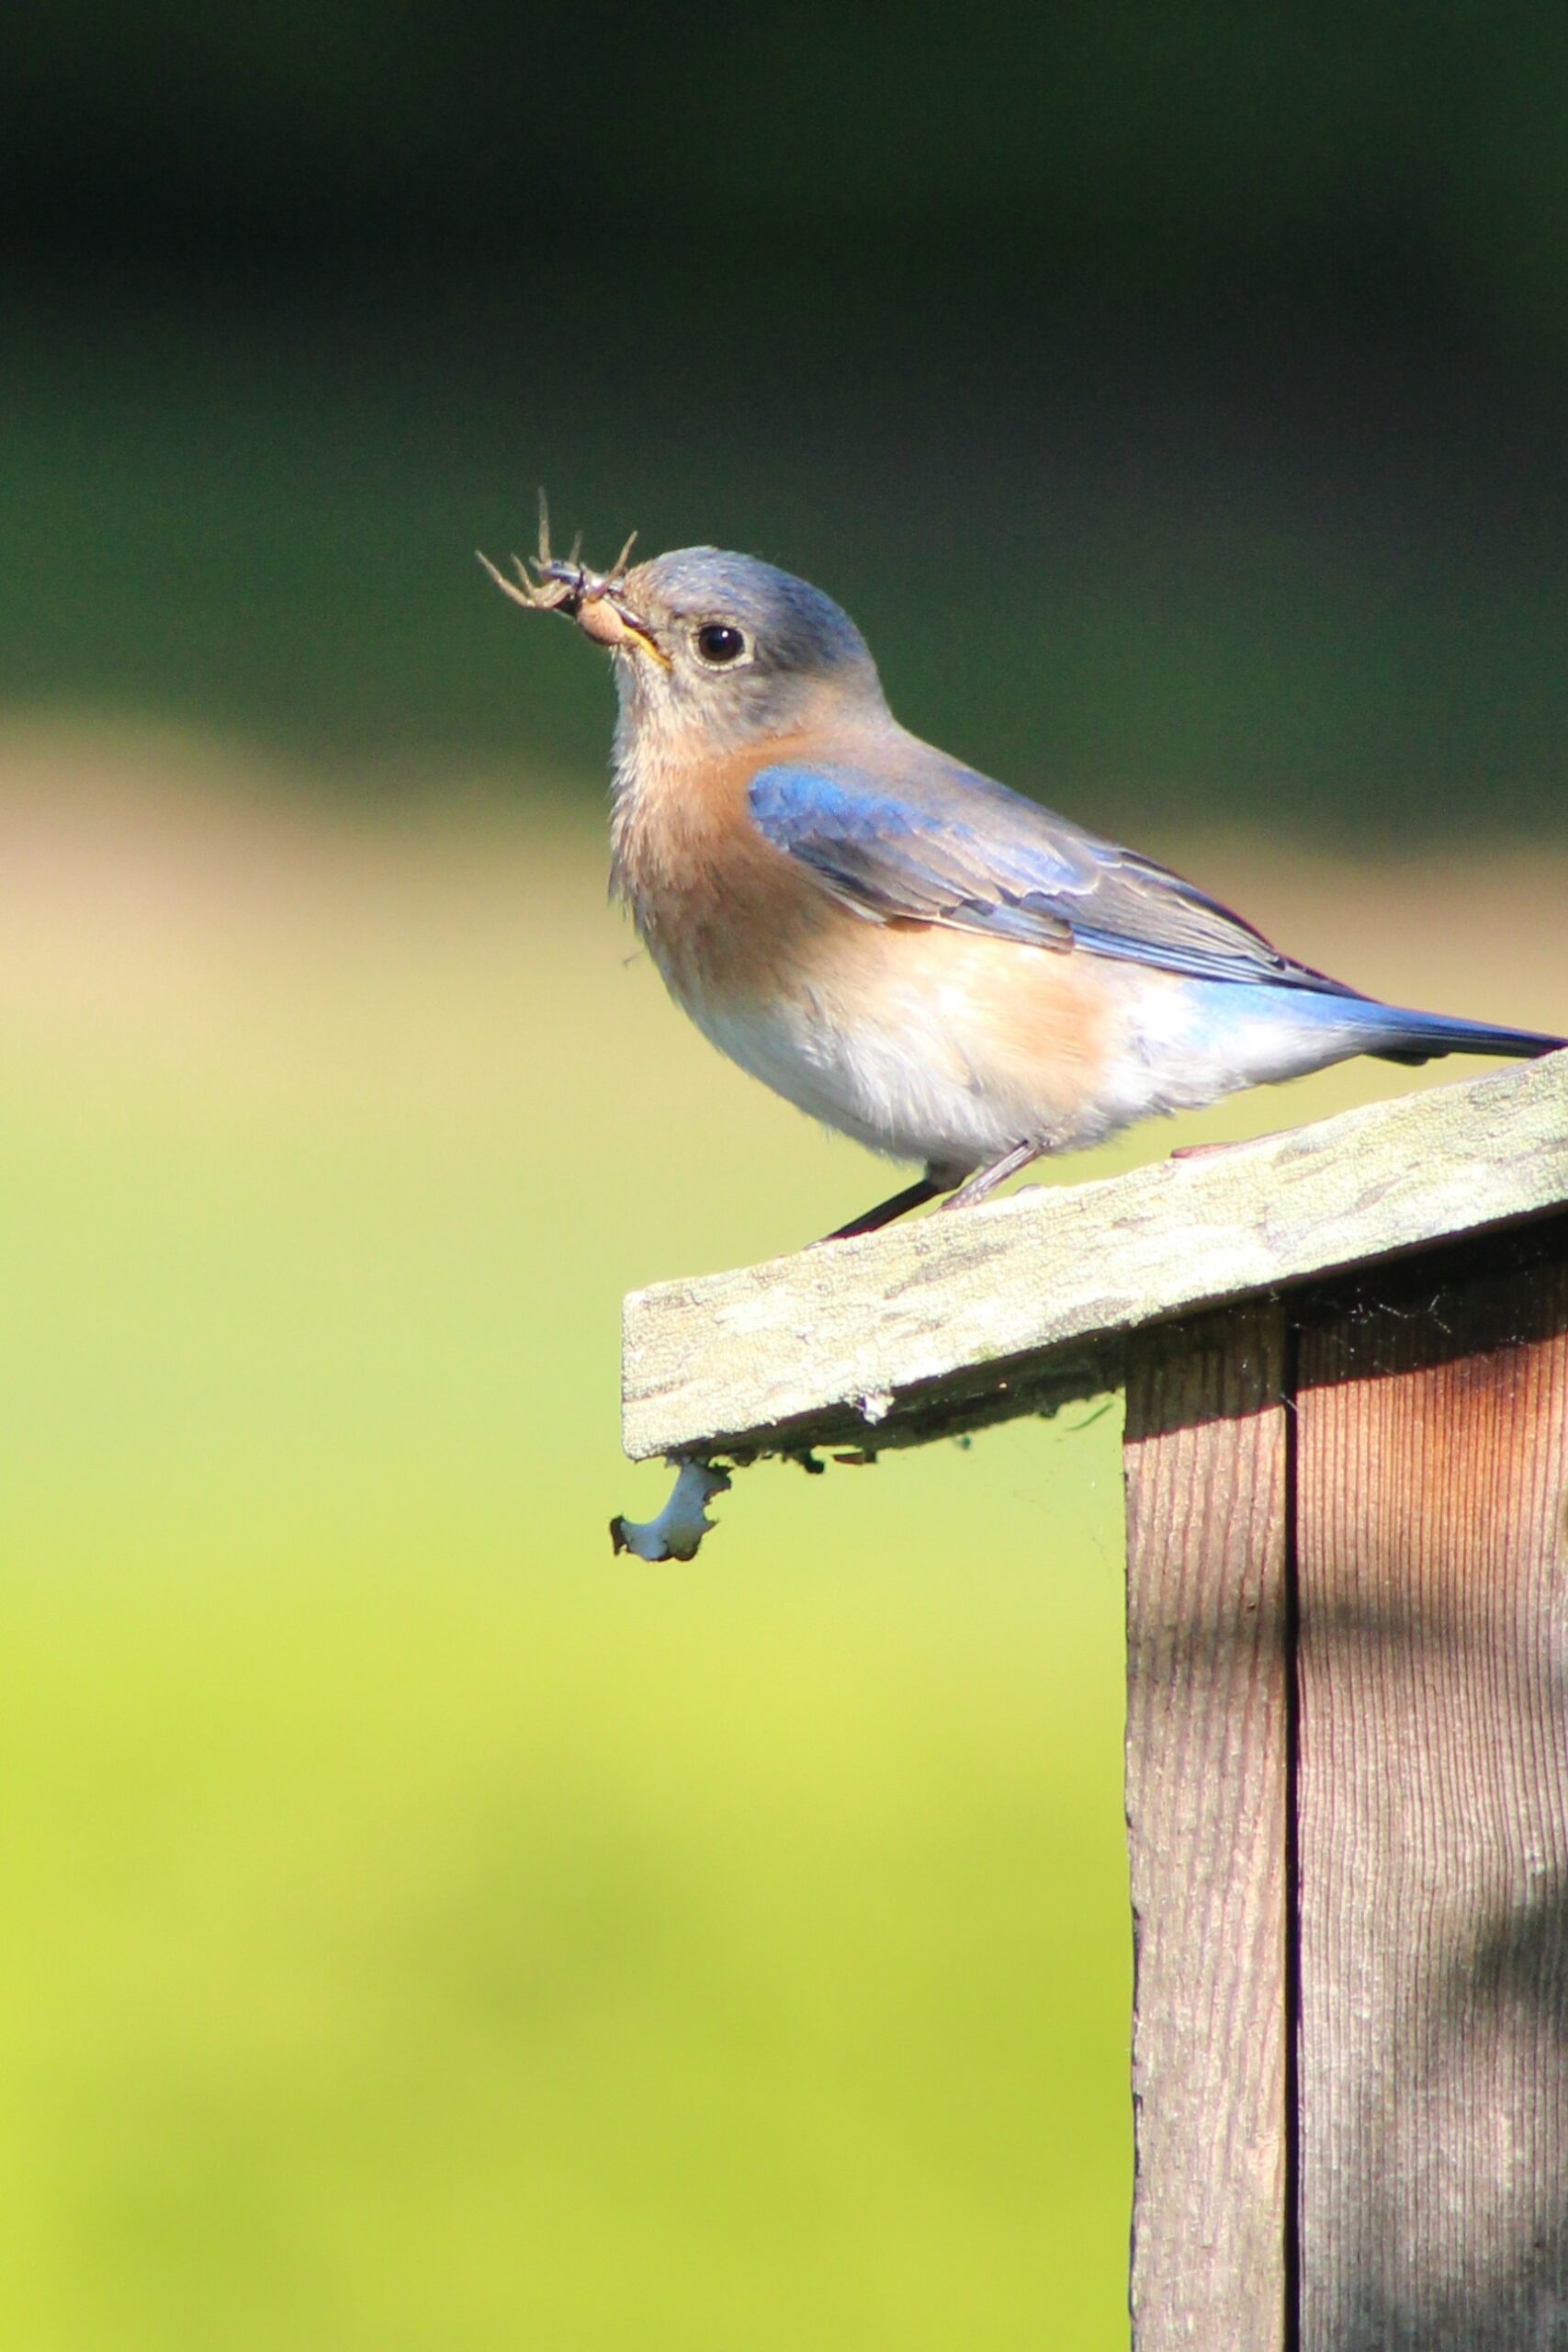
[1325, 996, 1565, 1068]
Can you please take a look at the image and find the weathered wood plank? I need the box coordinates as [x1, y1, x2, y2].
[1294, 1221, 1568, 2349]
[1124, 1304, 1291, 2352]
[624, 1053, 1568, 1462]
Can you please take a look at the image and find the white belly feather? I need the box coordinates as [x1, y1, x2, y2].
[669, 946, 1381, 1177]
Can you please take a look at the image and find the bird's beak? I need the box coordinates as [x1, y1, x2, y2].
[570, 582, 670, 667]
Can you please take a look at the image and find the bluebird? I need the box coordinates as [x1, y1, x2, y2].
[484, 510, 1564, 1238]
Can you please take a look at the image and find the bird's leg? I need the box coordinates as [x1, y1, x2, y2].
[940, 1139, 1046, 1212]
[821, 1170, 952, 1242]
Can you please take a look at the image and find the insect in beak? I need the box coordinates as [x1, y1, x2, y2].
[479, 492, 667, 662]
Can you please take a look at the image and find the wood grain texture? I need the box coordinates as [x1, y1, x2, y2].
[1295, 1220, 1568, 2349]
[623, 1051, 1568, 1462]
[1123, 1304, 1290, 2351]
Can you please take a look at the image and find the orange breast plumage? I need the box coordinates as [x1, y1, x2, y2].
[609, 731, 1164, 1170]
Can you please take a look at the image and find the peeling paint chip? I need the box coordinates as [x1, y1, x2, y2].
[611, 1458, 732, 1563]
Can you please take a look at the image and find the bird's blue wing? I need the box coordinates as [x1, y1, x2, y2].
[749, 757, 1353, 993]
[749, 763, 1077, 945]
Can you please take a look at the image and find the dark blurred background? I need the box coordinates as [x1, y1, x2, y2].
[8, 1, 1567, 831]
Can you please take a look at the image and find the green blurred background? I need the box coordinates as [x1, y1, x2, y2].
[4, 9, 1566, 2345]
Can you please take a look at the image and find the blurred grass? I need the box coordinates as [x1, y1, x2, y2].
[0, 723, 1562, 2346]
[0, 729, 1137, 2349]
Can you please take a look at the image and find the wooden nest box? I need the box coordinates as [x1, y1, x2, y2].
[623, 1053, 1568, 2348]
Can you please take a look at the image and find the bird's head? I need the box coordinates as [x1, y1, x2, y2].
[481, 503, 887, 752]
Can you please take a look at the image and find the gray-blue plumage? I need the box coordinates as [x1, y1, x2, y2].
[748, 756, 1561, 1066]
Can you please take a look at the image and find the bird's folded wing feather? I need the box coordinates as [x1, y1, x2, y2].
[748, 757, 1357, 995]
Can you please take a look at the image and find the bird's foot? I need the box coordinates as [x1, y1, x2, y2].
[820, 1173, 946, 1242]
[939, 1140, 1046, 1210]
[1169, 1126, 1289, 1164]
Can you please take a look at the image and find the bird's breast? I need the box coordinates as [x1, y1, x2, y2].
[611, 732, 843, 1012]
[615, 772, 1127, 1165]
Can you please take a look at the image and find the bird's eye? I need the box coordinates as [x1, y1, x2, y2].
[694, 622, 748, 666]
